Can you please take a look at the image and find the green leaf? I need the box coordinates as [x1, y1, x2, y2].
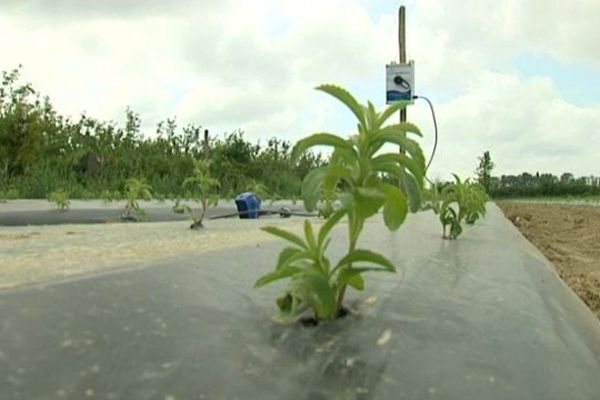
[276, 247, 305, 269]
[254, 266, 304, 288]
[377, 101, 409, 127]
[276, 292, 307, 318]
[345, 273, 365, 291]
[295, 270, 337, 319]
[335, 249, 396, 273]
[353, 187, 385, 220]
[304, 220, 317, 252]
[261, 226, 307, 249]
[377, 183, 408, 230]
[301, 167, 328, 211]
[317, 209, 346, 249]
[449, 220, 463, 239]
[379, 122, 422, 137]
[316, 84, 366, 128]
[372, 153, 424, 187]
[402, 173, 423, 213]
[441, 183, 456, 198]
[366, 101, 377, 131]
[337, 264, 395, 290]
[291, 133, 353, 163]
[331, 146, 359, 166]
[321, 164, 354, 195]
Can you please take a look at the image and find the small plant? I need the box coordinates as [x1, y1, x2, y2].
[179, 160, 220, 229]
[425, 175, 488, 239]
[464, 181, 488, 224]
[255, 84, 426, 322]
[48, 188, 71, 211]
[122, 178, 152, 220]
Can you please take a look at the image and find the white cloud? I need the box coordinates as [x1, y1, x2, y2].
[0, 0, 598, 178]
[419, 71, 600, 180]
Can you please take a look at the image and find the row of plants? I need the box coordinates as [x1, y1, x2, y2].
[45, 162, 222, 228]
[255, 85, 490, 324]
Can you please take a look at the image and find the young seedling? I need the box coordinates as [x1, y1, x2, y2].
[122, 178, 153, 221]
[255, 84, 426, 322]
[464, 181, 488, 224]
[180, 160, 220, 229]
[48, 188, 71, 211]
[426, 175, 488, 239]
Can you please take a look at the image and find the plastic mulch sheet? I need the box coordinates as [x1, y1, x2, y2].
[1, 204, 599, 399]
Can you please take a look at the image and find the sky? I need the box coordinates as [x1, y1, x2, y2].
[1, 0, 598, 180]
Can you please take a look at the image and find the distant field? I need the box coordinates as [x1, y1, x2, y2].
[495, 196, 600, 206]
[497, 201, 600, 320]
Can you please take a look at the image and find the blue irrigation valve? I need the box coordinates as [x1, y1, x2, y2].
[235, 192, 262, 219]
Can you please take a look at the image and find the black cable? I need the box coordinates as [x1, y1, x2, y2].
[413, 95, 438, 172]
[209, 208, 316, 220]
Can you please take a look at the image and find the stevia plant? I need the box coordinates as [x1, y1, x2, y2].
[425, 175, 488, 239]
[122, 178, 153, 220]
[255, 84, 426, 322]
[48, 188, 71, 211]
[178, 159, 220, 229]
[464, 181, 488, 224]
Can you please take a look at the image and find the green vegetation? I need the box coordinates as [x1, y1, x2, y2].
[476, 150, 494, 193]
[425, 175, 488, 240]
[100, 189, 122, 203]
[0, 187, 19, 202]
[177, 160, 220, 229]
[123, 178, 152, 220]
[490, 172, 600, 199]
[255, 84, 426, 322]
[48, 188, 71, 210]
[0, 66, 323, 200]
[473, 151, 600, 200]
[2, 66, 596, 204]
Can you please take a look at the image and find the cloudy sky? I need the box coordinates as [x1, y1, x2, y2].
[1, 0, 598, 180]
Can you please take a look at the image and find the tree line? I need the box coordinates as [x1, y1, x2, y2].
[489, 172, 600, 198]
[476, 151, 600, 198]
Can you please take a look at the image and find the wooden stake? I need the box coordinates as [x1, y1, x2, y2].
[398, 5, 407, 123]
[203, 129, 210, 161]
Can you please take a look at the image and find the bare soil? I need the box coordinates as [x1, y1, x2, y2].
[497, 201, 600, 320]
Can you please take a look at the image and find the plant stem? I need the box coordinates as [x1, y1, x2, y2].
[334, 216, 360, 317]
